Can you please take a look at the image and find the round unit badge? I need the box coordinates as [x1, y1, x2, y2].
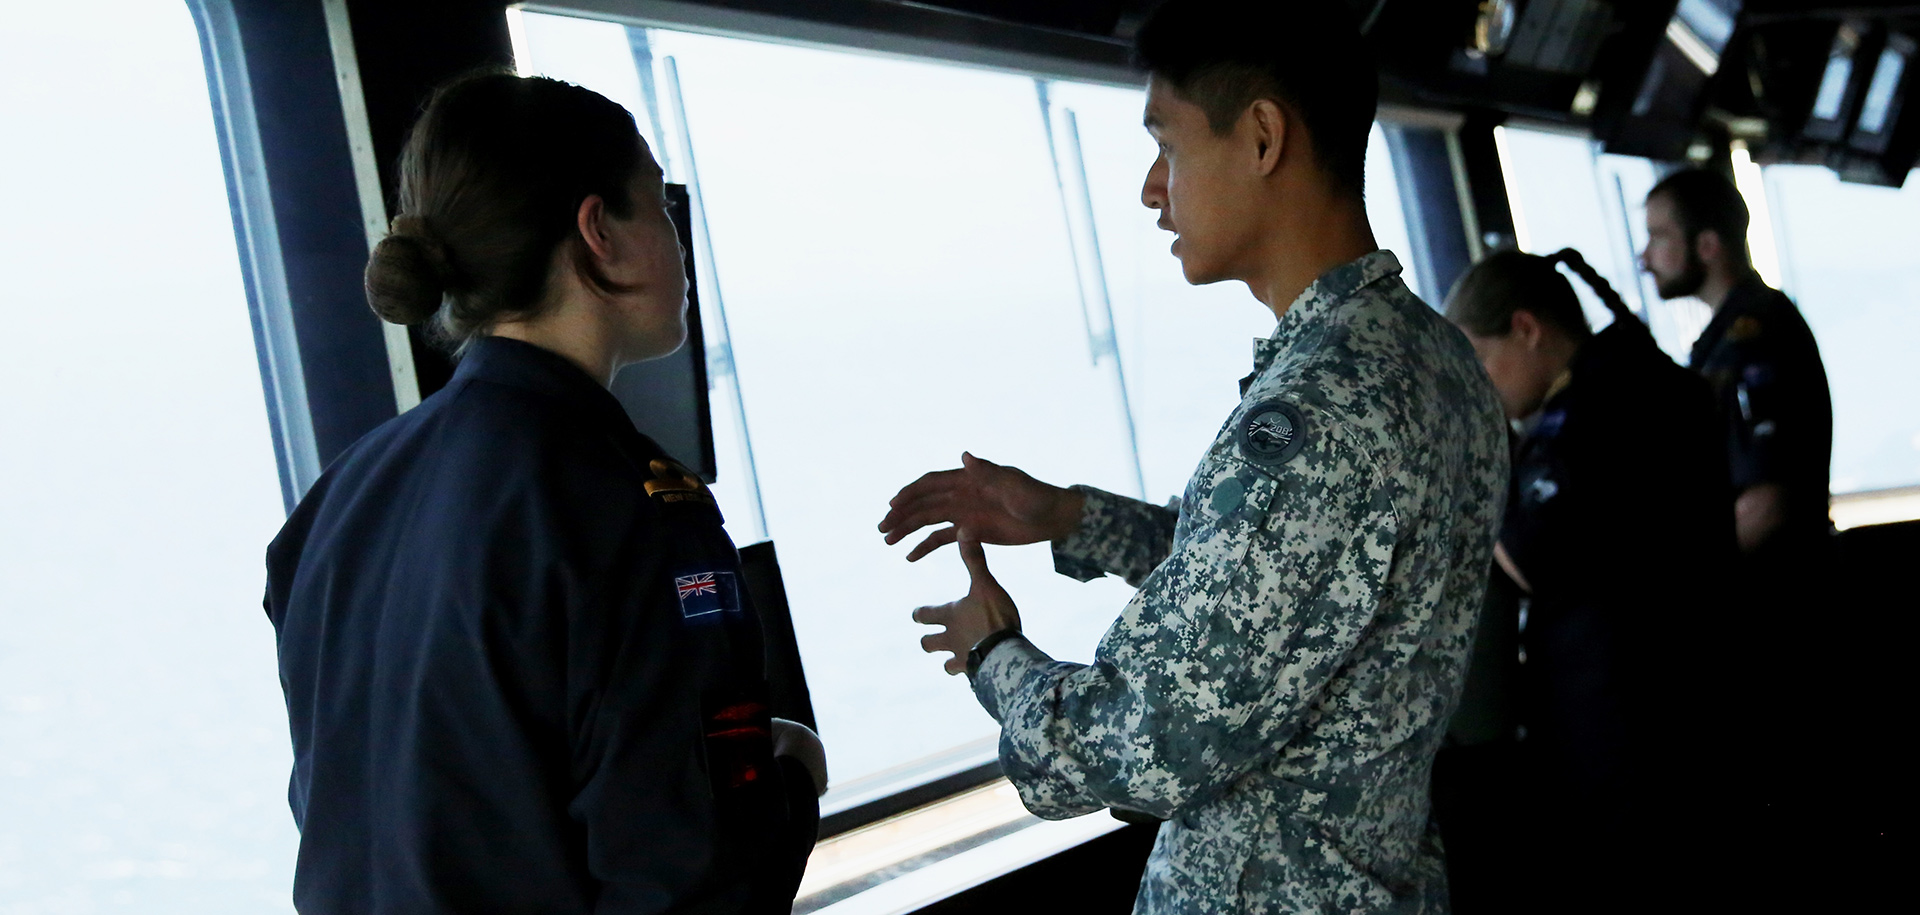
[1239, 401, 1308, 466]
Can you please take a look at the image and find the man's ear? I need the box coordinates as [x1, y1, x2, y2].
[1695, 228, 1727, 270]
[1246, 99, 1288, 176]
[575, 194, 615, 264]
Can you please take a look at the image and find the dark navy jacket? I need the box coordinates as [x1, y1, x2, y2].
[1503, 319, 1735, 800]
[266, 337, 807, 914]
[1688, 276, 1833, 545]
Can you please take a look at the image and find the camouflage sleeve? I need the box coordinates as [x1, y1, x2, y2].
[1050, 485, 1179, 587]
[975, 421, 1397, 820]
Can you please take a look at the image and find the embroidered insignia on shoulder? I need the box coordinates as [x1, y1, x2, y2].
[645, 458, 713, 504]
[1727, 315, 1764, 342]
[1238, 401, 1309, 466]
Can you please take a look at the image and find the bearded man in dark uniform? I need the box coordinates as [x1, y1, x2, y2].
[1642, 167, 1839, 908]
[1644, 170, 1832, 558]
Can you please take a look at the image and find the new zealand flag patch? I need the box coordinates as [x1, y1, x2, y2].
[674, 570, 741, 620]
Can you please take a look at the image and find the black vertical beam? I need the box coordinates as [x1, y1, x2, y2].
[1384, 124, 1476, 307]
[217, 0, 400, 472]
[343, 0, 515, 400]
[1457, 112, 1517, 254]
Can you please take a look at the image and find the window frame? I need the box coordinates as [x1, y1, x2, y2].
[521, 0, 1141, 88]
[187, 0, 322, 510]
[187, 0, 410, 509]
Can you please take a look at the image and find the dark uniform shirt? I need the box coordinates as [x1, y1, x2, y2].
[1505, 319, 1733, 795]
[1685, 266, 1841, 872]
[1501, 318, 1735, 911]
[265, 337, 808, 914]
[1687, 275, 1834, 544]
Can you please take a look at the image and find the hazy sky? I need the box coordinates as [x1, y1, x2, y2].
[0, 2, 297, 911]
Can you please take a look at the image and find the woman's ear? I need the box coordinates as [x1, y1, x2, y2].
[575, 194, 615, 264]
[1509, 308, 1545, 349]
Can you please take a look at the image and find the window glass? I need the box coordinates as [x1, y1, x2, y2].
[1494, 125, 1714, 360]
[515, 13, 1417, 798]
[1366, 123, 1426, 306]
[0, 2, 295, 911]
[1762, 165, 1920, 494]
[662, 30, 1150, 786]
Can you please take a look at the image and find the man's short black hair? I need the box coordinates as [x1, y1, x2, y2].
[1134, 0, 1378, 196]
[1648, 169, 1751, 265]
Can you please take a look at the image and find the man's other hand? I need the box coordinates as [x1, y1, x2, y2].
[878, 452, 1085, 561]
[912, 537, 1022, 675]
[1735, 482, 1786, 553]
[1493, 541, 1532, 594]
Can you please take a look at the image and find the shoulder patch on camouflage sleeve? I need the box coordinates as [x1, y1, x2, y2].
[1237, 401, 1309, 467]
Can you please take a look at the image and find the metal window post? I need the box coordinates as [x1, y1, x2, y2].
[1036, 79, 1147, 501]
[653, 50, 771, 542]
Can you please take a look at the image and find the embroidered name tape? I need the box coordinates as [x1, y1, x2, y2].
[646, 458, 716, 506]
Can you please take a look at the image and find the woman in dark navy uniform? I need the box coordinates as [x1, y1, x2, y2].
[1445, 250, 1735, 912]
[264, 74, 822, 914]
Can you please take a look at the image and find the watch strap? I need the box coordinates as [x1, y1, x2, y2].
[965, 628, 1021, 678]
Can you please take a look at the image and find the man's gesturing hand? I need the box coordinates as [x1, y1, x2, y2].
[878, 452, 1085, 562]
[912, 537, 1021, 675]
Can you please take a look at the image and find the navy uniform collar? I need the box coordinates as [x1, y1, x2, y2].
[452, 336, 632, 426]
[1249, 250, 1404, 379]
[1722, 273, 1776, 314]
[1689, 273, 1775, 367]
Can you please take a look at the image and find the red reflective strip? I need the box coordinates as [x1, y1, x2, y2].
[711, 702, 767, 722]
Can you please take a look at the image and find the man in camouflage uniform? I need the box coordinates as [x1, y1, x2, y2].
[881, 3, 1508, 911]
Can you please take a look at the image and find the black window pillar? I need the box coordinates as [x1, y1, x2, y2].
[1456, 112, 1518, 255]
[192, 0, 401, 506]
[1384, 122, 1480, 307]
[342, 0, 515, 400]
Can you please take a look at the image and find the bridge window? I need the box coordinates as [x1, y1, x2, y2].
[1762, 164, 1920, 501]
[1492, 124, 1715, 359]
[0, 1, 296, 909]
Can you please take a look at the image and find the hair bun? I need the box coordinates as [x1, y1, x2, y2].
[365, 215, 453, 325]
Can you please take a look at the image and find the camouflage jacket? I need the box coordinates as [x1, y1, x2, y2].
[970, 252, 1507, 914]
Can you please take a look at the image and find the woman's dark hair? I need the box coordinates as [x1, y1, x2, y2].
[1445, 248, 1638, 339]
[364, 73, 645, 346]
[1133, 0, 1377, 196]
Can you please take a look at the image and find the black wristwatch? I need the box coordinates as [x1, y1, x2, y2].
[966, 629, 1022, 678]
